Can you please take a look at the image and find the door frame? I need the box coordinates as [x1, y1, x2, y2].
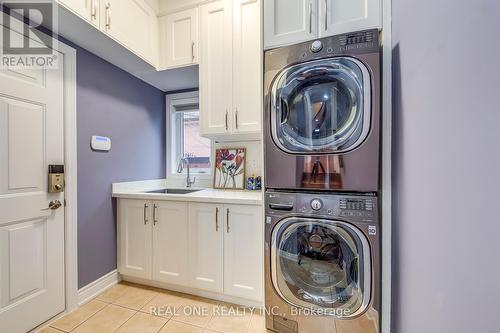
[0, 13, 79, 313]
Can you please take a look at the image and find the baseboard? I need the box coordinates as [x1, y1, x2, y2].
[121, 275, 264, 308]
[77, 270, 120, 306]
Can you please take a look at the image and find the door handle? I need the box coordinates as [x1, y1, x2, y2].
[324, 0, 328, 31]
[91, 0, 97, 19]
[309, 2, 313, 34]
[215, 207, 219, 231]
[153, 204, 158, 226]
[41, 200, 62, 211]
[105, 3, 111, 29]
[144, 203, 149, 225]
[191, 42, 195, 61]
[235, 108, 238, 130]
[225, 110, 228, 131]
[226, 208, 230, 233]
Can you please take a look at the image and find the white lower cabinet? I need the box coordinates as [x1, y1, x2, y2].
[117, 199, 153, 280]
[118, 198, 263, 303]
[188, 203, 224, 293]
[223, 204, 264, 301]
[152, 201, 189, 286]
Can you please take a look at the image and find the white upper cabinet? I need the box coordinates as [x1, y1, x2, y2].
[152, 201, 189, 286]
[264, 0, 317, 49]
[160, 8, 199, 70]
[101, 0, 159, 66]
[200, 0, 262, 139]
[117, 199, 153, 280]
[200, 0, 233, 136]
[232, 0, 262, 134]
[320, 0, 381, 37]
[57, 0, 100, 28]
[223, 204, 263, 301]
[264, 0, 381, 49]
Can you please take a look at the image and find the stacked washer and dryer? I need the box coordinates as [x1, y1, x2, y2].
[263, 29, 381, 333]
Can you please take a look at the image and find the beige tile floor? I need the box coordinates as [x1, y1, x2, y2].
[38, 282, 272, 333]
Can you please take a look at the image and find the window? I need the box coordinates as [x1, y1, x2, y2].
[167, 92, 211, 177]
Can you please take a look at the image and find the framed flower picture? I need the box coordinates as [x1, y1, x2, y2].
[214, 148, 246, 190]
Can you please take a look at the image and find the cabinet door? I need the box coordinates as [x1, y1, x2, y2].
[188, 203, 224, 293]
[152, 201, 189, 286]
[319, 0, 381, 37]
[223, 204, 263, 301]
[264, 0, 317, 49]
[161, 8, 199, 69]
[57, 0, 99, 27]
[102, 0, 159, 66]
[232, 0, 261, 134]
[117, 199, 152, 279]
[200, 0, 233, 136]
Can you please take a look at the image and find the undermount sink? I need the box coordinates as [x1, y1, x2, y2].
[144, 188, 201, 195]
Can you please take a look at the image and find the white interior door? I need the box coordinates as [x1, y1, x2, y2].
[0, 28, 65, 333]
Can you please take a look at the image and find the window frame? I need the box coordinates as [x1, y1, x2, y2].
[166, 91, 212, 182]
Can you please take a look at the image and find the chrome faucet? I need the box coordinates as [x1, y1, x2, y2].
[177, 156, 196, 187]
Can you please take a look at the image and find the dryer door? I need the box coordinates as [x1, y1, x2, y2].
[271, 218, 371, 317]
[270, 57, 371, 154]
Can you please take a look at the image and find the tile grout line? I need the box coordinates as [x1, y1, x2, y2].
[54, 301, 111, 333]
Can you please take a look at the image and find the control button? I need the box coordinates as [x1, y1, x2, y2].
[327, 209, 333, 215]
[266, 216, 272, 224]
[310, 199, 323, 211]
[310, 40, 323, 53]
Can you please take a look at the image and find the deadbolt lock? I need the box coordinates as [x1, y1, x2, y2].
[48, 165, 65, 193]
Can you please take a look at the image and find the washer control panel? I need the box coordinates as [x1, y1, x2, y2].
[266, 191, 378, 223]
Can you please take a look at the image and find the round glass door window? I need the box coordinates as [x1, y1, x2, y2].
[271, 218, 371, 317]
[270, 57, 371, 154]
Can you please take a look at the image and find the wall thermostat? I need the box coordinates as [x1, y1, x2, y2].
[91, 136, 111, 152]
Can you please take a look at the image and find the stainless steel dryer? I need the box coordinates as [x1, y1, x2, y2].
[265, 191, 380, 333]
[264, 30, 381, 192]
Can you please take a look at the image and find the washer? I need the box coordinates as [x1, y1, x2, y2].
[265, 191, 380, 333]
[264, 30, 381, 192]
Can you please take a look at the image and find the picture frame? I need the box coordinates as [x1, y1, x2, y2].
[213, 148, 247, 190]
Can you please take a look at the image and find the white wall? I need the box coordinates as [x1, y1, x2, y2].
[392, 1, 500, 332]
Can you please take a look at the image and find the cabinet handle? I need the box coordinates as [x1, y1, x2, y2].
[309, 2, 313, 34]
[105, 3, 111, 29]
[153, 204, 158, 226]
[324, 0, 328, 30]
[226, 208, 230, 233]
[215, 207, 219, 231]
[91, 0, 97, 19]
[235, 108, 238, 130]
[225, 110, 228, 131]
[191, 42, 195, 61]
[143, 203, 148, 225]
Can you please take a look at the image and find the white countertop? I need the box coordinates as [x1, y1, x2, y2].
[112, 180, 263, 205]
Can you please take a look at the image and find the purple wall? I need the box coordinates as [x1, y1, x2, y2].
[76, 47, 165, 288]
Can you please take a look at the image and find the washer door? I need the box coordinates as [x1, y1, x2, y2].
[271, 218, 371, 317]
[270, 57, 371, 154]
